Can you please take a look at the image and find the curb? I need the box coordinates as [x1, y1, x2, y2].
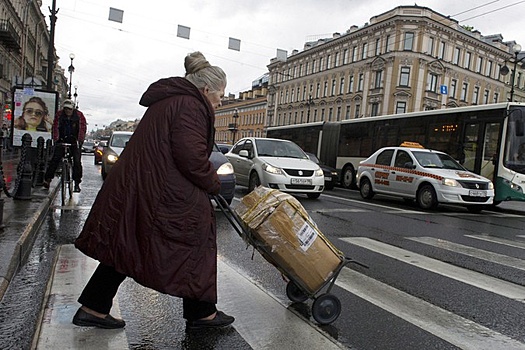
[0, 180, 59, 302]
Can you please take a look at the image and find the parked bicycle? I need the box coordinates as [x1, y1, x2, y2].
[59, 142, 74, 205]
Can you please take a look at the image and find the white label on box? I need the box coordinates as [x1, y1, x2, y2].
[297, 222, 317, 251]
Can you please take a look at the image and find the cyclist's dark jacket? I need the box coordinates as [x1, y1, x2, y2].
[51, 109, 87, 143]
[75, 77, 221, 303]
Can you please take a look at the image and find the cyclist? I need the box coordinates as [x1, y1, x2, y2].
[43, 99, 87, 192]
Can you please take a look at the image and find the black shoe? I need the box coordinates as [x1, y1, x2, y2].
[186, 311, 235, 331]
[73, 183, 81, 192]
[43, 180, 50, 189]
[72, 308, 125, 329]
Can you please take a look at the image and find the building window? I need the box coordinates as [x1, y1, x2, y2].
[486, 61, 493, 77]
[453, 47, 461, 65]
[461, 82, 468, 101]
[476, 56, 483, 73]
[371, 103, 379, 117]
[450, 79, 457, 99]
[396, 101, 406, 114]
[473, 86, 480, 104]
[358, 73, 364, 91]
[348, 75, 354, 93]
[316, 83, 320, 98]
[331, 79, 336, 96]
[362, 43, 368, 59]
[399, 67, 410, 86]
[375, 70, 383, 89]
[426, 73, 438, 92]
[326, 55, 331, 70]
[337, 107, 341, 121]
[494, 92, 499, 103]
[403, 32, 414, 51]
[483, 90, 489, 104]
[323, 81, 328, 97]
[321, 108, 325, 121]
[339, 77, 345, 94]
[345, 105, 351, 119]
[375, 38, 381, 56]
[386, 35, 393, 52]
[319, 57, 324, 71]
[355, 104, 361, 118]
[312, 59, 317, 73]
[302, 86, 307, 100]
[328, 108, 333, 121]
[438, 42, 446, 59]
[427, 37, 435, 56]
[334, 52, 339, 67]
[464, 52, 471, 70]
[343, 49, 349, 64]
[352, 46, 358, 62]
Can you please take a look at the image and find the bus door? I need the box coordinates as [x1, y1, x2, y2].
[319, 122, 340, 168]
[461, 121, 501, 181]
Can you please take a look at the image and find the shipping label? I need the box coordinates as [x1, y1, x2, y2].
[297, 221, 317, 251]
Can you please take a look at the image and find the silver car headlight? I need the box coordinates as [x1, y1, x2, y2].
[488, 182, 494, 190]
[315, 167, 324, 177]
[262, 163, 283, 175]
[442, 178, 459, 187]
[217, 162, 234, 175]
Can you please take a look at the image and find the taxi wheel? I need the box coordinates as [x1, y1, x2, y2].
[359, 177, 374, 199]
[417, 184, 438, 210]
[248, 172, 260, 192]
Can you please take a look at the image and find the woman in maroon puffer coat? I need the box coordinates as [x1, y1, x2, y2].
[72, 52, 235, 331]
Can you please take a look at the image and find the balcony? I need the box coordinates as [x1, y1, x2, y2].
[0, 20, 21, 51]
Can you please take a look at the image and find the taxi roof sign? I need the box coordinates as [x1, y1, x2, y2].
[400, 141, 425, 148]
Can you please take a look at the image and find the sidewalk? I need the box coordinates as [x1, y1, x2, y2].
[0, 152, 59, 302]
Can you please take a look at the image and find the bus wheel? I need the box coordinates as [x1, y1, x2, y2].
[359, 177, 374, 199]
[417, 184, 438, 210]
[342, 165, 356, 189]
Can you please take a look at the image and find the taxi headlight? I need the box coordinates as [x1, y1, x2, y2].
[315, 167, 324, 177]
[107, 154, 119, 163]
[216, 162, 234, 175]
[262, 163, 283, 175]
[442, 178, 459, 187]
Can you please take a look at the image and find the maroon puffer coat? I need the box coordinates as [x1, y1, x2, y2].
[75, 77, 221, 303]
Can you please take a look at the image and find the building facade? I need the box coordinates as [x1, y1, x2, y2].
[0, 0, 66, 123]
[266, 5, 524, 129]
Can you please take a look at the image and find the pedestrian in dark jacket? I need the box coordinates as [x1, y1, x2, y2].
[72, 51, 234, 331]
[43, 99, 86, 192]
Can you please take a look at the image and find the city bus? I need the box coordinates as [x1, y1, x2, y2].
[266, 102, 525, 204]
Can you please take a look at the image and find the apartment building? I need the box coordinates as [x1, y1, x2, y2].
[266, 5, 524, 128]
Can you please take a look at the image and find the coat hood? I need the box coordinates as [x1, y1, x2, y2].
[139, 77, 213, 114]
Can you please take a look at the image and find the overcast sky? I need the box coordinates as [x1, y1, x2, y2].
[40, 0, 525, 131]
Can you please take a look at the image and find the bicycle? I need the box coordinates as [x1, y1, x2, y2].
[59, 142, 74, 206]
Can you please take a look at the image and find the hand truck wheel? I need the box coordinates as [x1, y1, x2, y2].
[311, 293, 341, 325]
[286, 281, 308, 303]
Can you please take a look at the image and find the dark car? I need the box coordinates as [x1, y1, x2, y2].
[217, 143, 233, 154]
[305, 152, 339, 190]
[210, 143, 236, 204]
[94, 140, 107, 165]
[82, 140, 95, 153]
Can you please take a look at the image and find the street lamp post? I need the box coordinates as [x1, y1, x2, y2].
[68, 53, 75, 99]
[306, 94, 314, 123]
[73, 85, 78, 107]
[500, 43, 525, 102]
[229, 108, 239, 144]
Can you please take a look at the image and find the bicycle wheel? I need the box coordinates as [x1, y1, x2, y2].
[66, 162, 73, 198]
[61, 162, 67, 206]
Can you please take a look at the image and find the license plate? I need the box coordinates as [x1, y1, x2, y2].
[324, 176, 332, 181]
[469, 190, 486, 197]
[291, 178, 312, 185]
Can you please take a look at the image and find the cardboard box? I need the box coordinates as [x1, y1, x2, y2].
[235, 186, 344, 295]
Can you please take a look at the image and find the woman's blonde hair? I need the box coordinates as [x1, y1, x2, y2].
[184, 51, 226, 92]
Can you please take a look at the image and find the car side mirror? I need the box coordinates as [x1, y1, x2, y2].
[239, 150, 249, 158]
[404, 162, 416, 169]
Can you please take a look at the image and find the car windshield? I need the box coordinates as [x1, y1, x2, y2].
[111, 134, 131, 147]
[413, 151, 466, 170]
[255, 139, 308, 159]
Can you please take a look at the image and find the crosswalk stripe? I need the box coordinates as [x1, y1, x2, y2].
[335, 267, 525, 350]
[341, 237, 525, 301]
[217, 257, 345, 350]
[407, 236, 525, 271]
[466, 235, 525, 250]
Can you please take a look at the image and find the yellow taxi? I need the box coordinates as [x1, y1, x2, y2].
[356, 142, 494, 212]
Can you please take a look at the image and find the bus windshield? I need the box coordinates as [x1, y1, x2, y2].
[503, 106, 525, 174]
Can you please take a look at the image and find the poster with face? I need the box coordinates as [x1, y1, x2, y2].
[12, 88, 58, 147]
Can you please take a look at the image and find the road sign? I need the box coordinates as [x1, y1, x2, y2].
[440, 85, 448, 95]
